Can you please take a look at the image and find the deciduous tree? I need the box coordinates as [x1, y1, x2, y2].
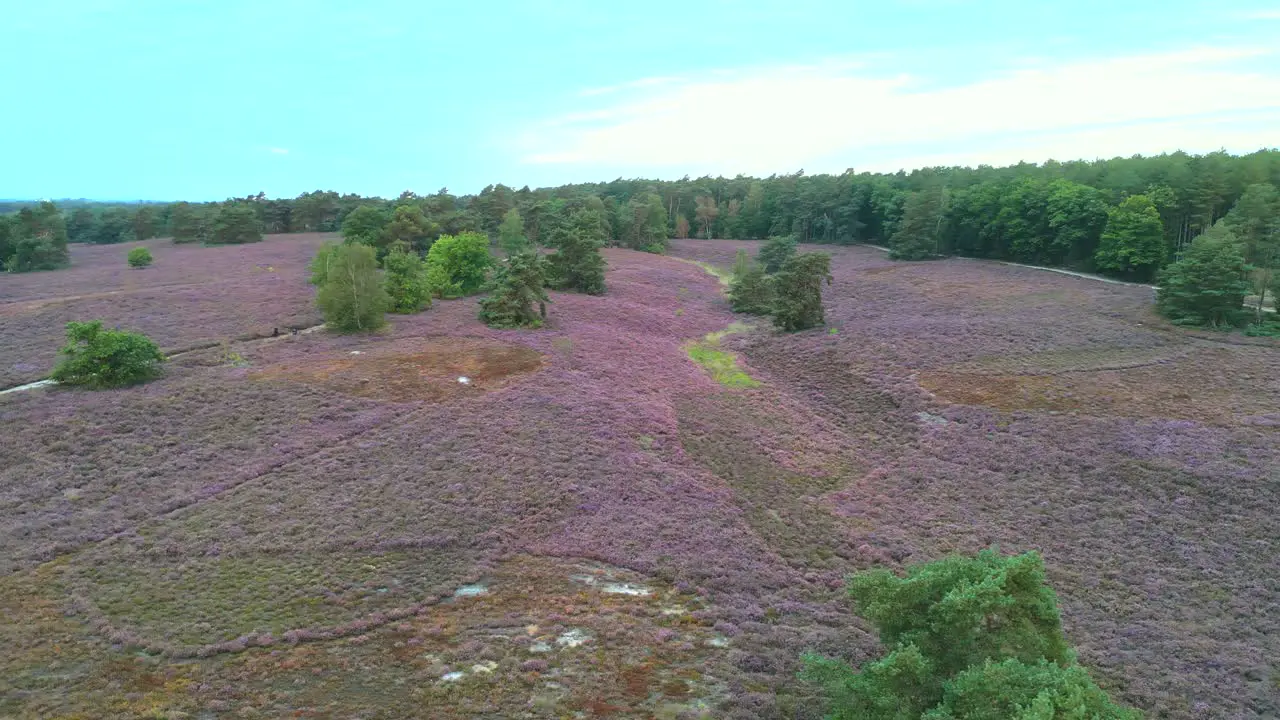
[1094, 195, 1165, 279]
[424, 231, 492, 297]
[208, 205, 263, 244]
[50, 320, 165, 388]
[382, 247, 431, 313]
[315, 243, 389, 332]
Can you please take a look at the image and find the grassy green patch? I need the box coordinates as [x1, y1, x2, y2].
[678, 258, 733, 287]
[686, 323, 758, 388]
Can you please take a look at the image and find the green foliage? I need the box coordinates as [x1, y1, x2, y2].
[381, 247, 431, 313]
[770, 252, 831, 331]
[208, 205, 262, 245]
[498, 207, 529, 256]
[728, 250, 775, 315]
[308, 242, 339, 286]
[424, 231, 492, 298]
[620, 193, 669, 252]
[479, 251, 550, 328]
[66, 208, 99, 243]
[49, 320, 165, 389]
[93, 207, 135, 244]
[758, 234, 797, 273]
[169, 202, 206, 243]
[1093, 195, 1164, 279]
[382, 204, 436, 255]
[929, 658, 1141, 720]
[686, 342, 759, 388]
[1155, 229, 1251, 328]
[127, 247, 153, 268]
[5, 202, 70, 272]
[890, 186, 946, 260]
[132, 205, 158, 241]
[547, 209, 607, 295]
[342, 205, 391, 248]
[314, 243, 389, 332]
[804, 550, 1138, 720]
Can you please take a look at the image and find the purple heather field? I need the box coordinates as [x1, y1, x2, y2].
[1, 235, 1277, 718]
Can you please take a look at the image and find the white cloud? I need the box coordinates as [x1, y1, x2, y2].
[520, 47, 1280, 175]
[269, 147, 289, 155]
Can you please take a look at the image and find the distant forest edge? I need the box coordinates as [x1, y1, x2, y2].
[3, 148, 1277, 288]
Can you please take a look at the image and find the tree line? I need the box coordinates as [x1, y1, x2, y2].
[4, 149, 1274, 331]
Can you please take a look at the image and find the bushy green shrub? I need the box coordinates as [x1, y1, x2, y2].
[425, 231, 492, 298]
[803, 549, 1138, 720]
[757, 234, 797, 273]
[382, 247, 431, 313]
[50, 320, 165, 388]
[127, 247, 153, 268]
[771, 252, 831, 331]
[314, 243, 389, 332]
[479, 251, 550, 328]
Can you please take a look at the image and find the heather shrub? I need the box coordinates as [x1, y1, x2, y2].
[803, 550, 1138, 720]
[1156, 230, 1251, 328]
[425, 231, 492, 298]
[757, 234, 797, 273]
[382, 247, 431, 313]
[314, 243, 389, 332]
[50, 320, 165, 388]
[547, 209, 607, 295]
[127, 247, 153, 268]
[771, 252, 831, 331]
[728, 249, 775, 315]
[479, 251, 549, 328]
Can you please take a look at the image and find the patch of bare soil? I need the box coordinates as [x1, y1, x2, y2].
[250, 337, 545, 402]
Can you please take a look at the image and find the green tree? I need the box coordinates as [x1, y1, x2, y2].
[93, 207, 135, 244]
[424, 231, 492, 298]
[132, 206, 157, 241]
[341, 205, 390, 247]
[546, 209, 607, 295]
[498, 207, 528, 256]
[695, 195, 719, 238]
[169, 202, 206, 243]
[382, 247, 431, 313]
[890, 186, 946, 260]
[208, 205, 263, 244]
[315, 243, 389, 332]
[479, 251, 550, 328]
[66, 208, 98, 243]
[1220, 183, 1280, 322]
[757, 234, 797, 273]
[382, 204, 436, 255]
[0, 215, 12, 270]
[770, 252, 831, 331]
[1045, 180, 1108, 266]
[1156, 228, 1252, 327]
[803, 549, 1138, 720]
[127, 247, 153, 268]
[728, 249, 774, 315]
[1094, 195, 1165, 279]
[50, 320, 165, 389]
[6, 202, 70, 272]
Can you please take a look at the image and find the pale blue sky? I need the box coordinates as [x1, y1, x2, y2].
[3, 0, 1278, 200]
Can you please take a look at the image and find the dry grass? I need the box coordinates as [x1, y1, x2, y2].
[250, 338, 545, 402]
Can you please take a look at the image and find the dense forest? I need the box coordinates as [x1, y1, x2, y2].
[3, 149, 1277, 312]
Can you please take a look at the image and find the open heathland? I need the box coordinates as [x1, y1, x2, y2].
[1, 236, 1277, 718]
